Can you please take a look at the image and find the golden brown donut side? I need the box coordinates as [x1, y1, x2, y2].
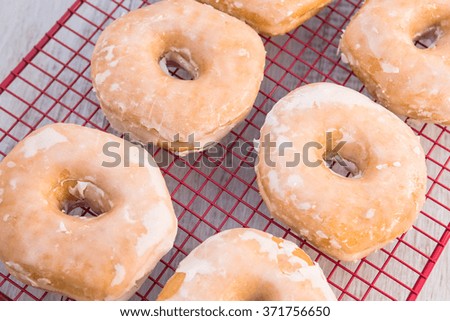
[197, 0, 333, 36]
[157, 228, 336, 301]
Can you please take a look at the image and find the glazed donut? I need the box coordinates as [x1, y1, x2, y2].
[340, 0, 450, 125]
[91, 0, 266, 155]
[158, 228, 336, 300]
[255, 83, 427, 262]
[196, 0, 333, 36]
[0, 123, 177, 300]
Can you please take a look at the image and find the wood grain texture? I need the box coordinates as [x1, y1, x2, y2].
[0, 0, 448, 301]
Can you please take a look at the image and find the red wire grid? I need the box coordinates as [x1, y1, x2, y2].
[0, 0, 449, 301]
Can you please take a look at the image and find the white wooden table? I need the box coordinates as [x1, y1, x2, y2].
[0, 0, 448, 300]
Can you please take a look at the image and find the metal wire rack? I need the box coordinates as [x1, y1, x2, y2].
[0, 0, 449, 301]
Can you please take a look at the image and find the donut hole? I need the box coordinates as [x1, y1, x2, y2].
[414, 25, 444, 49]
[322, 134, 368, 179]
[324, 157, 361, 179]
[159, 49, 199, 81]
[56, 180, 112, 218]
[62, 199, 101, 218]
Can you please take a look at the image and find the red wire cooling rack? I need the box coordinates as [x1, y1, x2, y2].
[0, 0, 449, 301]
